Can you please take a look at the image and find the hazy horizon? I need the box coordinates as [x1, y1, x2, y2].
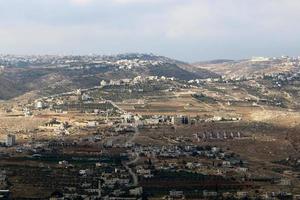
[1, 52, 298, 64]
[0, 0, 300, 62]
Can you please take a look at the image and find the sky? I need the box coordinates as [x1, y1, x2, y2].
[0, 0, 299, 62]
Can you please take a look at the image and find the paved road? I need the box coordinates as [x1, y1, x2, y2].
[123, 124, 140, 186]
[123, 160, 139, 186]
[127, 126, 139, 144]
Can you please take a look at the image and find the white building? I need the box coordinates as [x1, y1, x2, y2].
[87, 121, 99, 127]
[110, 80, 121, 85]
[251, 57, 270, 62]
[35, 101, 44, 109]
[100, 80, 107, 87]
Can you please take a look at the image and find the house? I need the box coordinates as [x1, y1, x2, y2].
[100, 80, 107, 86]
[129, 187, 143, 196]
[5, 134, 16, 147]
[0, 189, 9, 199]
[122, 113, 133, 123]
[203, 190, 218, 197]
[279, 178, 291, 186]
[136, 167, 153, 178]
[236, 191, 248, 199]
[144, 118, 160, 125]
[173, 116, 190, 125]
[35, 101, 44, 110]
[110, 80, 121, 85]
[169, 190, 184, 199]
[222, 161, 231, 167]
[87, 121, 99, 127]
[121, 79, 131, 84]
[81, 93, 92, 101]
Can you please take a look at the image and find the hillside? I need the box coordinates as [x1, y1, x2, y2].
[0, 54, 218, 100]
[193, 57, 300, 78]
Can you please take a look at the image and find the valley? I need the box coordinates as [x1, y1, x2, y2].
[0, 54, 300, 199]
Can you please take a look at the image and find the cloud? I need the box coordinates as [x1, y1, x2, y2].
[69, 0, 163, 6]
[112, 0, 161, 4]
[70, 0, 93, 6]
[0, 0, 300, 61]
[157, 0, 300, 40]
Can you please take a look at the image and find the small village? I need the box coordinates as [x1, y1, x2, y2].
[0, 69, 300, 199]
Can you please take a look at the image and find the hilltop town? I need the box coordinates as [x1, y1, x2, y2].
[1, 54, 300, 199]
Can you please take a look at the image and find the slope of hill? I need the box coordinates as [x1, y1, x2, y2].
[193, 57, 300, 78]
[0, 54, 218, 100]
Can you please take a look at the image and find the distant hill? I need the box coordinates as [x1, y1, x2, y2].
[194, 59, 234, 65]
[193, 57, 300, 78]
[0, 54, 218, 100]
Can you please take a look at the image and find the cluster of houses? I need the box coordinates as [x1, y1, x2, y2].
[193, 131, 245, 141]
[131, 145, 246, 175]
[121, 113, 241, 128]
[100, 75, 176, 88]
[51, 161, 143, 199]
[0, 53, 167, 69]
[164, 190, 298, 200]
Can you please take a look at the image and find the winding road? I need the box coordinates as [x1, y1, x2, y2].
[123, 125, 140, 186]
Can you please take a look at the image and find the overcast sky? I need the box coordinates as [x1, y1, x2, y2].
[0, 0, 299, 61]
